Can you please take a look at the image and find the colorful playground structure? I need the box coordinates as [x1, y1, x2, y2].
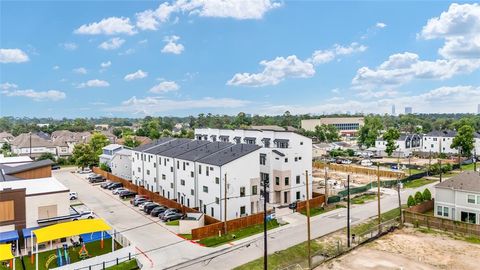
[0, 243, 15, 270]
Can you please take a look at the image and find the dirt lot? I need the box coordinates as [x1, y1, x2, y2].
[316, 227, 480, 270]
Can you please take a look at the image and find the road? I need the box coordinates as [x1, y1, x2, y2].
[54, 169, 221, 269]
[166, 184, 438, 269]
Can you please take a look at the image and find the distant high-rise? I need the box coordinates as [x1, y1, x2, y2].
[405, 106, 413, 114]
[391, 104, 396, 116]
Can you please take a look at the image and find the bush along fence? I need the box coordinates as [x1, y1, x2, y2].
[403, 200, 480, 236]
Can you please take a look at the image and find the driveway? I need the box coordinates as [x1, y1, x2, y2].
[53, 170, 215, 269]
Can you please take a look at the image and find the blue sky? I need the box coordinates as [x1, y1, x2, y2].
[1, 1, 479, 118]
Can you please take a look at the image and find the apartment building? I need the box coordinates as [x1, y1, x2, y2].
[423, 130, 480, 155]
[301, 117, 364, 136]
[111, 148, 133, 180]
[195, 128, 313, 205]
[99, 144, 125, 167]
[375, 134, 422, 157]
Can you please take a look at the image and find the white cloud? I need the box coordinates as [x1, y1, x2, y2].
[53, 65, 60, 70]
[59, 42, 78, 51]
[161, 35, 184, 54]
[0, 82, 18, 90]
[376, 22, 387, 28]
[2, 89, 66, 101]
[352, 52, 480, 89]
[73, 67, 87, 74]
[99, 37, 125, 50]
[419, 3, 480, 59]
[124, 69, 148, 81]
[149, 81, 180, 93]
[77, 79, 110, 88]
[119, 48, 135, 56]
[74, 17, 136, 35]
[227, 55, 315, 87]
[0, 49, 29, 63]
[109, 96, 249, 114]
[310, 42, 367, 65]
[100, 61, 111, 68]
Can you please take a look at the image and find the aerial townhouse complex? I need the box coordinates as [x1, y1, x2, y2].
[423, 130, 480, 154]
[131, 138, 262, 221]
[195, 127, 313, 206]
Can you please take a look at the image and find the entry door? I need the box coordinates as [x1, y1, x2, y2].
[284, 191, 288, 204]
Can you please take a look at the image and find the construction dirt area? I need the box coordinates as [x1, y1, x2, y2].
[316, 227, 480, 270]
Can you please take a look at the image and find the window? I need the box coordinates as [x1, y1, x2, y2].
[443, 206, 449, 217]
[215, 177, 220, 184]
[164, 158, 167, 166]
[252, 185, 258, 195]
[170, 167, 173, 172]
[300, 142, 303, 145]
[183, 162, 186, 170]
[260, 154, 266, 165]
[206, 167, 209, 176]
[162, 174, 166, 180]
[477, 195, 480, 204]
[285, 158, 288, 163]
[191, 189, 194, 195]
[275, 177, 280, 185]
[215, 197, 220, 204]
[468, 194, 476, 204]
[199, 165, 202, 174]
[461, 211, 477, 224]
[137, 167, 141, 173]
[146, 170, 150, 175]
[296, 175, 300, 184]
[285, 177, 289, 185]
[154, 177, 157, 183]
[203, 186, 208, 193]
[240, 187, 246, 197]
[296, 191, 300, 200]
[211, 207, 214, 217]
[181, 179, 185, 186]
[177, 161, 180, 169]
[170, 183, 174, 188]
[153, 162, 156, 168]
[294, 157, 298, 162]
[240, 206, 246, 215]
[191, 171, 194, 177]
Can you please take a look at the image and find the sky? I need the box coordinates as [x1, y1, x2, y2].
[1, 0, 480, 118]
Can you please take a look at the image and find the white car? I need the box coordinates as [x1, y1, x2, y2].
[112, 187, 127, 195]
[77, 168, 92, 174]
[69, 192, 78, 200]
[73, 211, 95, 221]
[361, 159, 373, 167]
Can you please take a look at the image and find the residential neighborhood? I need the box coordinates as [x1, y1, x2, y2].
[1, 1, 480, 270]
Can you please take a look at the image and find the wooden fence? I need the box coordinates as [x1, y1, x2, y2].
[313, 162, 405, 179]
[191, 211, 268, 240]
[403, 200, 480, 236]
[296, 193, 326, 212]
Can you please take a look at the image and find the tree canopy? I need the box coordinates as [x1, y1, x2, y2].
[451, 125, 476, 157]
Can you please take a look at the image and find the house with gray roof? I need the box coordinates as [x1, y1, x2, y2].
[435, 171, 480, 224]
[375, 133, 422, 157]
[11, 133, 56, 158]
[423, 130, 480, 155]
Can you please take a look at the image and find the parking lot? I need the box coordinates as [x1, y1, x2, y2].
[54, 169, 215, 269]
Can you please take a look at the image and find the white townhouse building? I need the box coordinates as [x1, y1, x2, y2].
[131, 138, 174, 186]
[195, 127, 313, 205]
[111, 148, 133, 180]
[422, 130, 480, 155]
[99, 144, 125, 167]
[374, 134, 422, 157]
[435, 171, 480, 224]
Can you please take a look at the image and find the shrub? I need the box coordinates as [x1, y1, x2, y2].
[423, 188, 432, 201]
[414, 191, 424, 204]
[99, 162, 111, 172]
[407, 195, 416, 207]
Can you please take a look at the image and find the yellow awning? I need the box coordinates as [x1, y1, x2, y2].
[33, 219, 112, 243]
[0, 243, 14, 261]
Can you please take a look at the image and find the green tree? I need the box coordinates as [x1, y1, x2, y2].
[89, 132, 109, 156]
[423, 188, 432, 201]
[451, 125, 475, 157]
[358, 116, 383, 148]
[123, 135, 141, 148]
[382, 128, 400, 157]
[99, 162, 111, 172]
[37, 152, 56, 161]
[1, 142, 11, 152]
[414, 191, 424, 204]
[72, 143, 97, 169]
[407, 195, 416, 207]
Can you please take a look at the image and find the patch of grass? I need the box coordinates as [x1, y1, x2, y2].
[351, 194, 376, 204]
[403, 178, 436, 189]
[461, 163, 477, 171]
[179, 234, 192, 240]
[465, 236, 480, 245]
[198, 220, 281, 247]
[106, 259, 139, 270]
[405, 168, 425, 175]
[300, 207, 326, 217]
[165, 220, 179, 226]
[349, 206, 404, 236]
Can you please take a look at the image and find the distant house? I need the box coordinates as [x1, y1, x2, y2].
[435, 171, 480, 224]
[11, 133, 56, 158]
[94, 124, 109, 131]
[117, 135, 152, 146]
[51, 130, 91, 157]
[99, 130, 117, 144]
[375, 133, 422, 157]
[99, 144, 125, 167]
[111, 149, 132, 180]
[0, 132, 14, 148]
[423, 130, 480, 155]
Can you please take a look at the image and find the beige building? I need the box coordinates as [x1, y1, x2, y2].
[301, 117, 364, 136]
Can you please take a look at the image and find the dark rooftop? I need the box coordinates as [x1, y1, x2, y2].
[436, 171, 480, 193]
[198, 143, 261, 167]
[176, 141, 232, 161]
[159, 140, 210, 158]
[133, 138, 174, 152]
[3, 159, 54, 175]
[144, 138, 191, 154]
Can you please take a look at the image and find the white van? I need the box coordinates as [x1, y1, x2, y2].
[360, 160, 373, 167]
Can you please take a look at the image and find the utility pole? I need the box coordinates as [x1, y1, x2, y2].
[397, 173, 403, 226]
[439, 159, 442, 183]
[262, 173, 269, 270]
[305, 170, 312, 269]
[29, 132, 32, 159]
[474, 150, 477, 173]
[428, 150, 432, 176]
[347, 174, 351, 248]
[324, 165, 328, 206]
[377, 163, 381, 231]
[408, 156, 411, 176]
[224, 173, 228, 234]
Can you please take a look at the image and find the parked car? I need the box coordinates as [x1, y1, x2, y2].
[100, 181, 113, 189]
[144, 203, 161, 214]
[112, 188, 127, 195]
[341, 159, 352, 164]
[159, 208, 179, 220]
[129, 195, 148, 205]
[73, 211, 95, 221]
[88, 175, 106, 183]
[119, 190, 137, 199]
[107, 182, 123, 190]
[51, 164, 61, 170]
[132, 197, 150, 206]
[360, 159, 373, 167]
[161, 212, 184, 222]
[87, 173, 100, 180]
[150, 206, 167, 217]
[69, 192, 78, 200]
[77, 168, 92, 174]
[140, 202, 157, 211]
